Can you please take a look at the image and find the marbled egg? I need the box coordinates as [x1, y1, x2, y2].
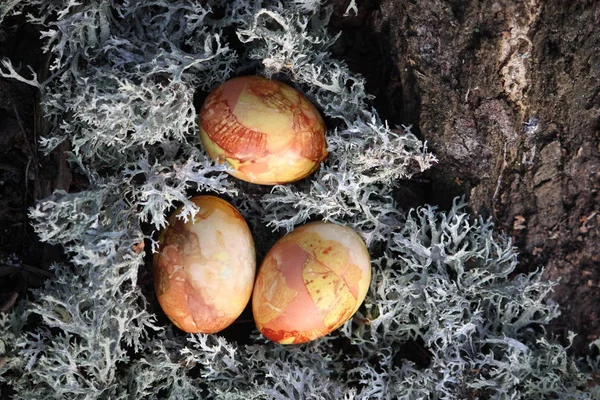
[199, 75, 327, 185]
[154, 196, 256, 333]
[252, 222, 371, 344]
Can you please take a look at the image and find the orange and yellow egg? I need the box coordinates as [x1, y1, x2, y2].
[252, 221, 371, 344]
[153, 196, 256, 334]
[198, 75, 327, 185]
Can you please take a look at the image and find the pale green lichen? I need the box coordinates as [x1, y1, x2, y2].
[0, 1, 597, 399]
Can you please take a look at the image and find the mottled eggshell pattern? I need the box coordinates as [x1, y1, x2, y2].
[154, 196, 256, 333]
[252, 222, 371, 344]
[199, 75, 327, 185]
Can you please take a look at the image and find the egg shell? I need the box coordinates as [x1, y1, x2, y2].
[252, 221, 371, 344]
[154, 196, 256, 333]
[199, 75, 327, 185]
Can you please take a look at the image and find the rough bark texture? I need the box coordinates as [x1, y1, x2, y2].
[331, 0, 600, 354]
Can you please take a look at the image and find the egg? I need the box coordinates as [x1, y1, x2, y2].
[199, 75, 328, 185]
[154, 196, 256, 333]
[252, 222, 371, 344]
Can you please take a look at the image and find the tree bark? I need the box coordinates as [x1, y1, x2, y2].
[333, 0, 600, 355]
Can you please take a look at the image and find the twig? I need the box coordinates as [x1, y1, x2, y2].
[0, 263, 54, 279]
[12, 103, 35, 169]
[12, 103, 37, 247]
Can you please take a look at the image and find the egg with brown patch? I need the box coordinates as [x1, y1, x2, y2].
[252, 221, 371, 344]
[199, 75, 327, 185]
[154, 196, 256, 333]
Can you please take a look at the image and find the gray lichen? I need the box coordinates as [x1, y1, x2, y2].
[0, 1, 598, 399]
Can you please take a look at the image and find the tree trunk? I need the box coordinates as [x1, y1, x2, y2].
[332, 0, 600, 355]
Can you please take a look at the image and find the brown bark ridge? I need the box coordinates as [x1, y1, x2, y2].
[332, 0, 600, 355]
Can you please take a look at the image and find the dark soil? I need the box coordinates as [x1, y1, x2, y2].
[1, 1, 599, 359]
[0, 15, 56, 303]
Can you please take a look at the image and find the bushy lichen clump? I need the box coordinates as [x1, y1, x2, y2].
[0, 1, 598, 399]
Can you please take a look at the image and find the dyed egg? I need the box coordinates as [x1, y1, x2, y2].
[154, 196, 256, 333]
[252, 222, 371, 344]
[199, 75, 328, 185]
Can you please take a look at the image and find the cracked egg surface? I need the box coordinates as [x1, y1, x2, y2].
[252, 222, 371, 344]
[154, 196, 256, 333]
[199, 75, 327, 185]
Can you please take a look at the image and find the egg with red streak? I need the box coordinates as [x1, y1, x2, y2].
[252, 222, 371, 344]
[154, 196, 256, 333]
[199, 75, 327, 185]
